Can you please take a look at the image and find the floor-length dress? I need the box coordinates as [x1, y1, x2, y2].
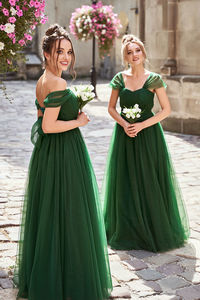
[103, 72, 189, 252]
[14, 89, 112, 300]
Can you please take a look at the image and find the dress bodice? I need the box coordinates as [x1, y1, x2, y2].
[110, 72, 167, 121]
[32, 89, 79, 147]
[35, 89, 79, 121]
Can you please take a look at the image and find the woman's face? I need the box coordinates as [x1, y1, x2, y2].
[126, 42, 144, 67]
[45, 38, 73, 72]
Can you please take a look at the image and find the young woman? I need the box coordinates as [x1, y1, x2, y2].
[14, 24, 112, 300]
[103, 34, 189, 252]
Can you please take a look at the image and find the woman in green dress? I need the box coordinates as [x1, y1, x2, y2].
[14, 24, 112, 300]
[103, 34, 189, 252]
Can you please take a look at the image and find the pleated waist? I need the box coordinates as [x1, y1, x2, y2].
[31, 117, 81, 149]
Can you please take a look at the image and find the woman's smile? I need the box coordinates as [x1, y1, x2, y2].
[60, 61, 68, 65]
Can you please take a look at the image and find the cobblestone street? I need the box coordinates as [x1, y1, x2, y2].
[0, 80, 200, 300]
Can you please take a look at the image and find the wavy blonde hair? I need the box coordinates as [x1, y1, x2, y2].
[121, 34, 147, 69]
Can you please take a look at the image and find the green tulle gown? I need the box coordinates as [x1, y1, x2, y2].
[103, 72, 189, 252]
[14, 89, 112, 300]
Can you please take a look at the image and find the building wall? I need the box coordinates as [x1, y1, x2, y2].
[37, 0, 200, 77]
[145, 0, 200, 75]
[145, 0, 167, 73]
[153, 76, 200, 135]
[144, 0, 200, 134]
[37, 0, 200, 134]
[176, 0, 200, 75]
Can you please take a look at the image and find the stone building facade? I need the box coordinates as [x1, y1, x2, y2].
[35, 0, 200, 135]
[143, 0, 200, 135]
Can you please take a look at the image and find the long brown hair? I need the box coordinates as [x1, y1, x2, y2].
[42, 24, 76, 78]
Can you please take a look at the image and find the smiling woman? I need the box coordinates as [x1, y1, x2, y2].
[102, 34, 190, 253]
[13, 24, 112, 300]
[42, 25, 76, 78]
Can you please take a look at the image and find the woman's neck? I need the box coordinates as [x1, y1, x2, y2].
[45, 66, 62, 77]
[129, 65, 146, 78]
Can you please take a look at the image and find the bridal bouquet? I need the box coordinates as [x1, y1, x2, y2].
[122, 104, 142, 124]
[73, 85, 95, 111]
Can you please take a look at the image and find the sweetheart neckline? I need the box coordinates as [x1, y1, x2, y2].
[120, 72, 153, 93]
[122, 87, 154, 95]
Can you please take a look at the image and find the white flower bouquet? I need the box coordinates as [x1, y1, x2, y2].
[73, 85, 96, 111]
[122, 104, 142, 124]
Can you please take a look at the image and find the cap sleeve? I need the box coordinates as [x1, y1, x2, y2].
[145, 73, 167, 90]
[44, 89, 71, 107]
[109, 72, 124, 91]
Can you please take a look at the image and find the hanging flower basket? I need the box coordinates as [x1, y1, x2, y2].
[0, 0, 48, 74]
[69, 1, 121, 58]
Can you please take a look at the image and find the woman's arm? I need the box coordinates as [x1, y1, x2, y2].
[108, 89, 136, 137]
[42, 80, 89, 134]
[42, 108, 89, 134]
[132, 87, 171, 136]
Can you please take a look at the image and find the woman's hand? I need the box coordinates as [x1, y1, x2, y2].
[123, 122, 136, 137]
[123, 122, 144, 137]
[132, 122, 144, 136]
[77, 112, 90, 127]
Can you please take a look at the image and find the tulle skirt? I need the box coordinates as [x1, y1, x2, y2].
[103, 123, 189, 252]
[14, 127, 112, 300]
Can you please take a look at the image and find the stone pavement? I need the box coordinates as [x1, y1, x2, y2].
[0, 79, 200, 300]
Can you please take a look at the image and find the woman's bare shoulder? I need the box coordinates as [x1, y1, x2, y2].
[48, 76, 67, 93]
[36, 74, 67, 102]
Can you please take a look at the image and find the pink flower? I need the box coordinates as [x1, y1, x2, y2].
[29, 0, 35, 7]
[0, 2, 2, 7]
[34, 1, 41, 8]
[18, 39, 25, 46]
[24, 33, 32, 40]
[92, 1, 103, 9]
[0, 24, 5, 30]
[9, 0, 16, 6]
[34, 10, 40, 17]
[12, 37, 16, 43]
[8, 17, 16, 23]
[30, 24, 36, 30]
[7, 59, 11, 65]
[16, 9, 23, 16]
[2, 8, 9, 16]
[16, 5, 20, 10]
[7, 32, 15, 39]
[40, 16, 48, 24]
[40, 1, 45, 12]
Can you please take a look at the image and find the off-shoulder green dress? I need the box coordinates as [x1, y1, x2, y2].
[14, 89, 112, 300]
[103, 72, 189, 252]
